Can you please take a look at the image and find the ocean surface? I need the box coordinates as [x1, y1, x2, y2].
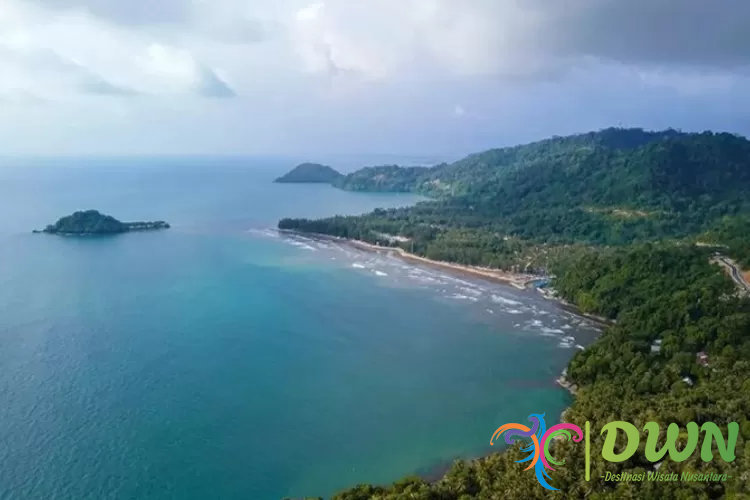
[0, 158, 600, 500]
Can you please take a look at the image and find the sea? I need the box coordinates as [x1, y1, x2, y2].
[0, 157, 600, 500]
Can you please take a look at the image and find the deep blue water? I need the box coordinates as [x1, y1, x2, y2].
[0, 158, 598, 499]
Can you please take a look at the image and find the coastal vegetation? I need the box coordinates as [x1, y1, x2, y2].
[274, 163, 343, 183]
[280, 128, 750, 499]
[291, 244, 750, 499]
[37, 210, 170, 235]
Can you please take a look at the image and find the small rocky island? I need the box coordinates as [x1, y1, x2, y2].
[34, 210, 170, 235]
[274, 163, 343, 184]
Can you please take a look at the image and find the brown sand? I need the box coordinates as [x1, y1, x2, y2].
[344, 238, 539, 289]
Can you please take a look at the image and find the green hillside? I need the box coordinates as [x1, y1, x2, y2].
[334, 128, 683, 196]
[281, 128, 750, 255]
[333, 165, 430, 192]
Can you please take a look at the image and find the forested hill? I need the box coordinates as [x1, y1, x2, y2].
[332, 165, 429, 192]
[336, 128, 750, 209]
[274, 163, 343, 183]
[36, 210, 170, 235]
[283, 128, 750, 248]
[334, 127, 686, 195]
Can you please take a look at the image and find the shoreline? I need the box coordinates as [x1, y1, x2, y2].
[282, 231, 543, 289]
[281, 230, 614, 327]
[349, 239, 539, 290]
[556, 369, 579, 396]
[278, 229, 598, 486]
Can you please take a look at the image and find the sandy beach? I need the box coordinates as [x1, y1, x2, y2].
[342, 238, 541, 289]
[279, 230, 614, 327]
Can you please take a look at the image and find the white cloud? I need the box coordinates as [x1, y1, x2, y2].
[6, 0, 749, 100]
[0, 0, 236, 100]
[0, 0, 749, 154]
[136, 43, 234, 96]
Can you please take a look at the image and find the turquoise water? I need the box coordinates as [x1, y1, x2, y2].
[0, 158, 596, 499]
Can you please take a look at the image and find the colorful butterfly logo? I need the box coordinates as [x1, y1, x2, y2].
[491, 413, 583, 490]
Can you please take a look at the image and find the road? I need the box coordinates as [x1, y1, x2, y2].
[716, 256, 750, 292]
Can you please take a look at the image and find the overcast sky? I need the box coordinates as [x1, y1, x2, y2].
[0, 0, 748, 156]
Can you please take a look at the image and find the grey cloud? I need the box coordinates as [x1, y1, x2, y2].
[535, 0, 750, 68]
[28, 0, 750, 73]
[271, 0, 750, 84]
[4, 0, 750, 156]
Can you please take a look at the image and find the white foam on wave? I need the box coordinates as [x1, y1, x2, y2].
[247, 228, 279, 238]
[491, 295, 522, 306]
[575, 345, 585, 351]
[448, 294, 479, 302]
[287, 240, 317, 251]
[373, 270, 388, 277]
[540, 327, 565, 334]
[561, 324, 573, 330]
[407, 272, 448, 285]
[529, 319, 544, 327]
[486, 309, 495, 314]
[411, 275, 434, 282]
[352, 263, 366, 269]
[459, 286, 483, 297]
[505, 309, 523, 315]
[558, 341, 574, 349]
[441, 275, 478, 287]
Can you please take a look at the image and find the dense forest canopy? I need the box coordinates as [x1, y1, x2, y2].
[274, 163, 343, 183]
[39, 210, 169, 234]
[281, 128, 750, 266]
[701, 216, 750, 268]
[333, 165, 430, 192]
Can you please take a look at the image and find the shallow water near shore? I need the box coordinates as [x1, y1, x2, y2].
[0, 158, 599, 500]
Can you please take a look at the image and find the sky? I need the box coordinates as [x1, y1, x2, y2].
[0, 0, 748, 157]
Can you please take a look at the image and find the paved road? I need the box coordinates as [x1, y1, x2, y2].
[717, 256, 750, 292]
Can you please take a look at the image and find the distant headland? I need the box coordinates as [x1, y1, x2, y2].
[274, 163, 343, 184]
[34, 210, 170, 235]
